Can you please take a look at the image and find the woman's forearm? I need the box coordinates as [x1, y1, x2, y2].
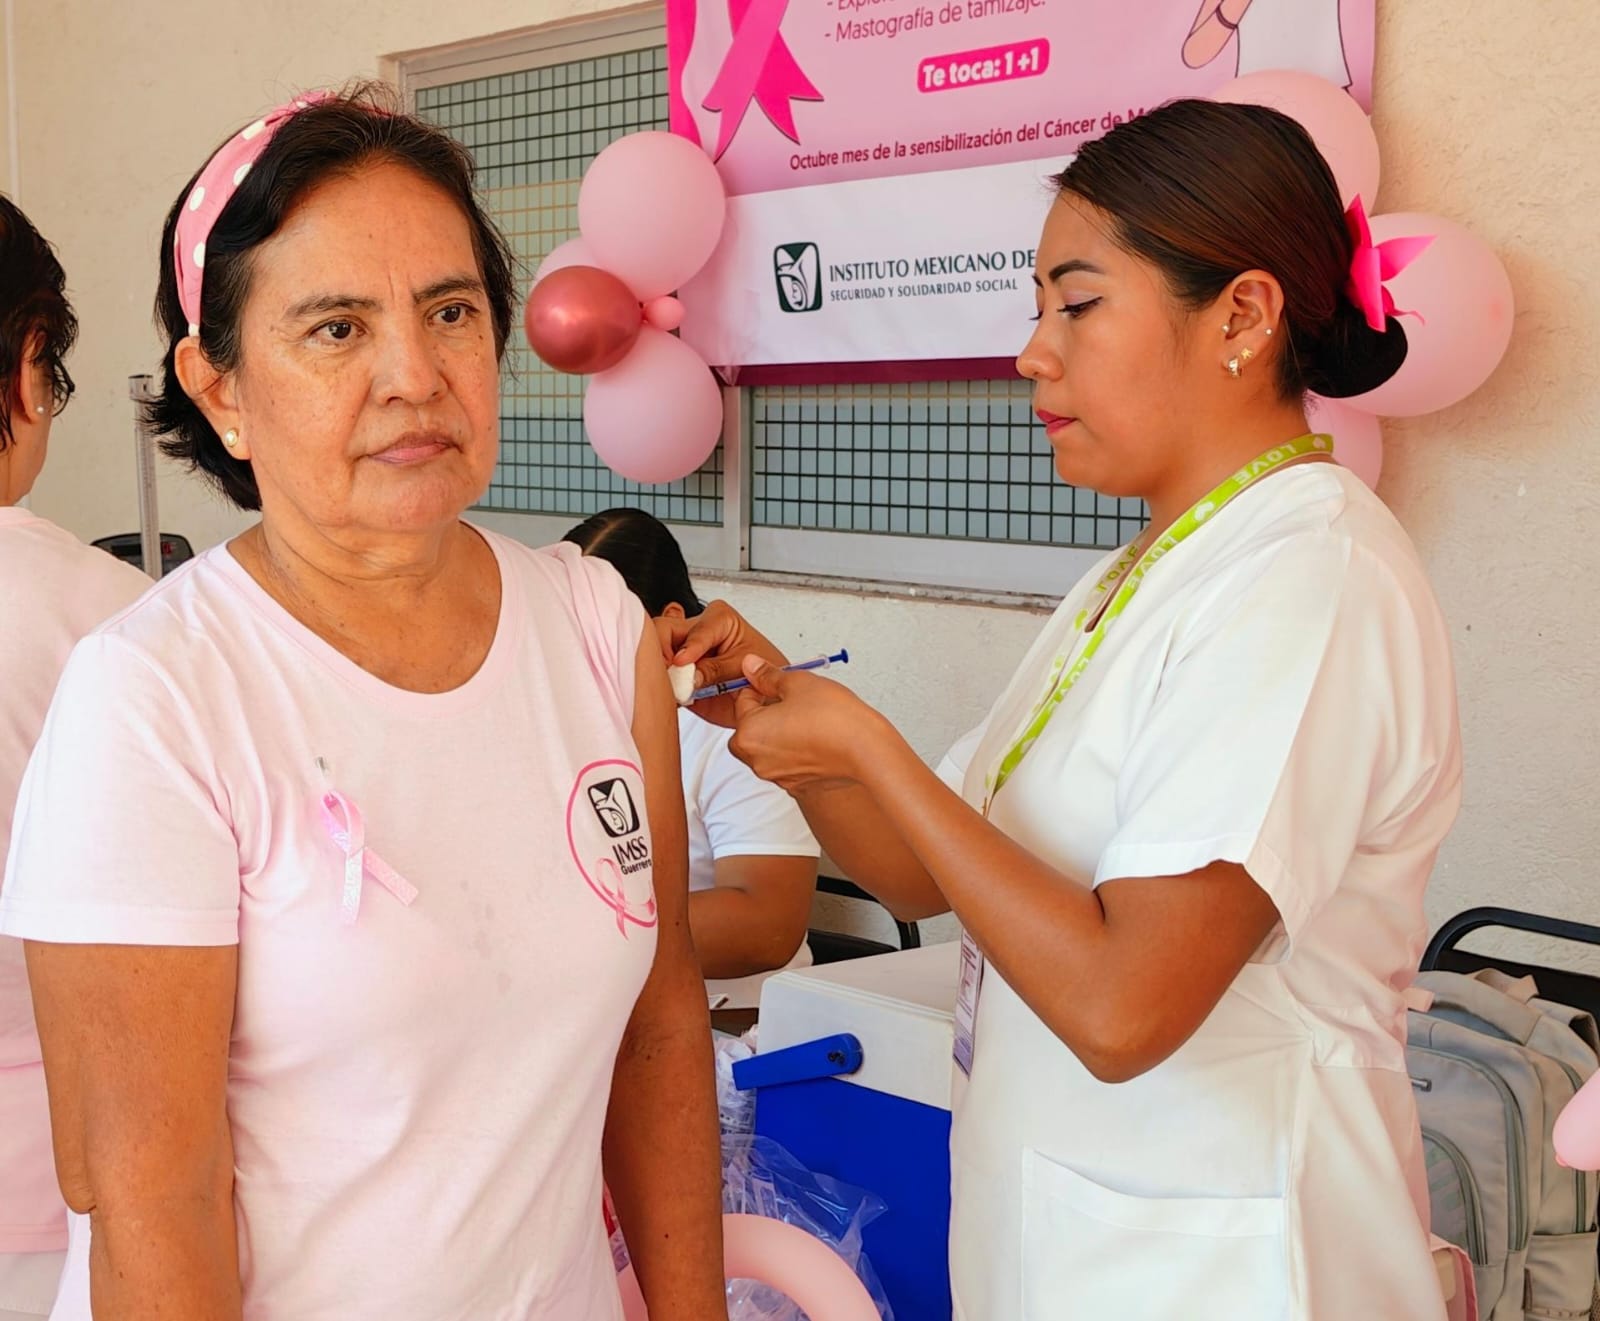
[88, 1182, 241, 1319]
[604, 961, 725, 1321]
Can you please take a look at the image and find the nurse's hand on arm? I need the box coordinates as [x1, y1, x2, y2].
[603, 629, 728, 1320]
[722, 656, 1281, 1086]
[25, 941, 242, 1319]
[661, 605, 949, 924]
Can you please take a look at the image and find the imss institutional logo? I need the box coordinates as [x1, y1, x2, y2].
[774, 242, 823, 312]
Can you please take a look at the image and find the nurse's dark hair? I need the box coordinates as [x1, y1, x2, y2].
[0, 194, 76, 452]
[147, 82, 517, 511]
[564, 508, 703, 619]
[1055, 98, 1406, 400]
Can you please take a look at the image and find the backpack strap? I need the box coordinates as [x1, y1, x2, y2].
[1415, 970, 1545, 1047]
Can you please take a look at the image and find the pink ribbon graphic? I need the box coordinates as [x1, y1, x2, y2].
[1345, 196, 1434, 333]
[320, 791, 420, 925]
[591, 857, 658, 937]
[701, 0, 823, 161]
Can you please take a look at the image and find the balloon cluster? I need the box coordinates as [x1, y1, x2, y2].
[525, 132, 728, 484]
[1209, 72, 1515, 490]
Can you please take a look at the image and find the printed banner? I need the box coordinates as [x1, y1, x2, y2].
[668, 0, 1374, 371]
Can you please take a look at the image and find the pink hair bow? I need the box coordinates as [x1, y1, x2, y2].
[1344, 196, 1434, 333]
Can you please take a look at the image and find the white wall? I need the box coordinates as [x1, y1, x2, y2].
[13, 0, 1600, 955]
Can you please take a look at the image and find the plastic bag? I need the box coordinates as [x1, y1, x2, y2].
[721, 1133, 895, 1321]
[714, 1028, 758, 1136]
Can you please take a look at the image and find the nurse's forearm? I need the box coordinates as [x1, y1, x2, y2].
[790, 780, 951, 921]
[852, 736, 1274, 1083]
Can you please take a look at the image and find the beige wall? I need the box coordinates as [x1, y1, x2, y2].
[12, 0, 1600, 952]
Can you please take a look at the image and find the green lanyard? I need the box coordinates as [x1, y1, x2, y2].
[982, 434, 1334, 811]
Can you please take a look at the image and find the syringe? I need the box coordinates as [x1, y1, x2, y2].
[690, 649, 850, 702]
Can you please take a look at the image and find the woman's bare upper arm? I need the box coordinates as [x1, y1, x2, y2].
[26, 941, 237, 1211]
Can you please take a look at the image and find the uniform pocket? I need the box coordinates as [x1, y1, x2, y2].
[1021, 1148, 1290, 1320]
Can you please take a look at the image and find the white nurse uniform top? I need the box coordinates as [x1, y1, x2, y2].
[939, 463, 1460, 1320]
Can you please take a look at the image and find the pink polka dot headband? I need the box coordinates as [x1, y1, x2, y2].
[174, 91, 332, 337]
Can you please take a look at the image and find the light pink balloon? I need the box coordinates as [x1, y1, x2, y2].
[583, 327, 722, 483]
[534, 238, 598, 283]
[617, 1213, 880, 1321]
[642, 296, 686, 332]
[1555, 1072, 1600, 1172]
[1210, 71, 1380, 208]
[1306, 395, 1383, 489]
[1344, 211, 1515, 418]
[579, 131, 727, 300]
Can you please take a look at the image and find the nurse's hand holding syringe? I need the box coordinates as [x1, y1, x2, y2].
[689, 649, 848, 702]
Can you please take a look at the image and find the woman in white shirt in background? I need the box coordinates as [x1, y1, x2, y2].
[0, 196, 149, 1321]
[665, 99, 1461, 1319]
[568, 509, 820, 1009]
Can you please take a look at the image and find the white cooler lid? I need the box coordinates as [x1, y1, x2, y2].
[756, 941, 961, 1111]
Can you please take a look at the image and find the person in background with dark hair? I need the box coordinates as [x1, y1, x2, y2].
[664, 99, 1460, 1318]
[0, 90, 723, 1321]
[566, 509, 819, 1010]
[0, 196, 149, 1321]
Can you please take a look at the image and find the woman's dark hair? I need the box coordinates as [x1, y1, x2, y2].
[565, 508, 703, 619]
[1056, 98, 1406, 400]
[0, 195, 76, 451]
[148, 83, 517, 509]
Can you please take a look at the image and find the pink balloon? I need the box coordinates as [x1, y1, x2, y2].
[642, 296, 686, 332]
[1555, 1072, 1600, 1172]
[583, 327, 722, 483]
[1344, 212, 1515, 418]
[534, 238, 598, 283]
[617, 1214, 880, 1321]
[524, 266, 642, 376]
[1306, 395, 1383, 489]
[579, 131, 727, 300]
[1210, 71, 1379, 208]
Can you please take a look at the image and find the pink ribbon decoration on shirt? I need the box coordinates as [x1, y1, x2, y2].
[320, 790, 420, 925]
[1344, 195, 1434, 333]
[701, 0, 823, 161]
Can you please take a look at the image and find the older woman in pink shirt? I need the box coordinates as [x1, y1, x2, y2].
[0, 87, 723, 1320]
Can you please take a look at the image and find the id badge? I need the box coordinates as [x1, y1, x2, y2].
[953, 930, 986, 1076]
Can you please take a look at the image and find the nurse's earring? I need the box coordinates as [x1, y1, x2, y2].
[222, 428, 240, 450]
[1225, 347, 1256, 379]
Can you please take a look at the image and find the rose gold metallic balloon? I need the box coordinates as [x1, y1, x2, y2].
[523, 266, 642, 375]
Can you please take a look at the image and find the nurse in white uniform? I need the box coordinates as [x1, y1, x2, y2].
[665, 99, 1459, 1319]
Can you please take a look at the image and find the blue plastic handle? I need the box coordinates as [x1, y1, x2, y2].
[732, 1033, 864, 1092]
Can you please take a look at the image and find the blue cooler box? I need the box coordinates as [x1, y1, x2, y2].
[738, 942, 961, 1320]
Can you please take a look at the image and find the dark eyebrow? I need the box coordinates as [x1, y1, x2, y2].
[284, 275, 485, 321]
[1031, 259, 1107, 286]
[415, 275, 485, 304]
[284, 292, 381, 320]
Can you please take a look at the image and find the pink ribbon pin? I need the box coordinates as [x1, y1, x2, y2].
[320, 791, 420, 925]
[701, 0, 823, 160]
[1345, 196, 1434, 333]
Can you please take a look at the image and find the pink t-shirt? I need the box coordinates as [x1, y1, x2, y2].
[0, 530, 660, 1320]
[0, 507, 148, 1255]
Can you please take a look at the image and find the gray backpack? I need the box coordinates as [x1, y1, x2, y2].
[1407, 969, 1599, 1320]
